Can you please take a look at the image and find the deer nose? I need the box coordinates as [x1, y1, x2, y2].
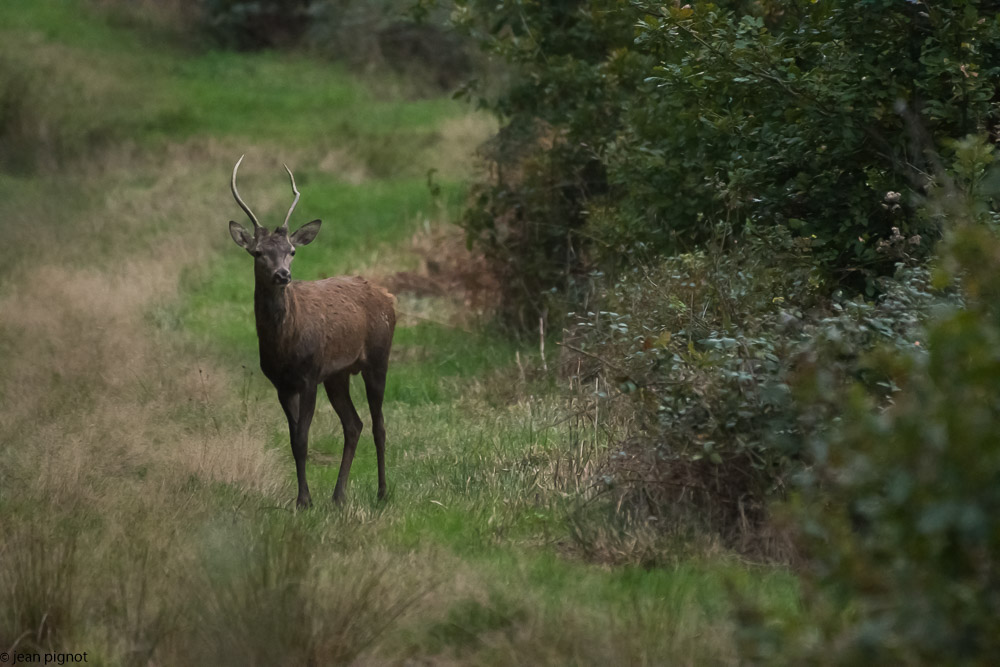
[273, 268, 291, 285]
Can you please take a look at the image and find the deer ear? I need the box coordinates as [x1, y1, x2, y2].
[229, 220, 254, 251]
[290, 219, 321, 246]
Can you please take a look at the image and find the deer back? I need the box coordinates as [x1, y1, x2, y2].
[256, 275, 395, 389]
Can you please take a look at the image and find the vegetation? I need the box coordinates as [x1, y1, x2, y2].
[2, 0, 998, 663]
[0, 1, 793, 664]
[430, 0, 1000, 324]
[739, 217, 1000, 664]
[431, 0, 999, 659]
[200, 0, 471, 91]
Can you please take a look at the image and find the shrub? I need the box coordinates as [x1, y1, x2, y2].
[617, 2, 999, 275]
[446, 0, 647, 327]
[433, 0, 1000, 328]
[740, 216, 1000, 663]
[560, 223, 954, 559]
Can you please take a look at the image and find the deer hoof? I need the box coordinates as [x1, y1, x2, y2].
[296, 494, 312, 508]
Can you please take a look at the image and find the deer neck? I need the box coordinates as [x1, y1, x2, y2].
[254, 281, 294, 342]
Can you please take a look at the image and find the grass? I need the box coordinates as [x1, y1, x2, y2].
[0, 1, 798, 664]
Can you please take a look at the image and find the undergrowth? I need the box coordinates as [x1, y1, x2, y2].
[558, 224, 957, 563]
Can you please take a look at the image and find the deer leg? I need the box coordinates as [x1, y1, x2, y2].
[278, 385, 317, 508]
[362, 364, 388, 500]
[325, 373, 363, 504]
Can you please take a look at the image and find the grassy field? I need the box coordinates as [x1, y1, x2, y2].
[0, 2, 796, 664]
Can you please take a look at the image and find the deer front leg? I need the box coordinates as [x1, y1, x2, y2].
[278, 385, 318, 508]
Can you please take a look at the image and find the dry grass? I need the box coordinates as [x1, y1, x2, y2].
[0, 142, 291, 505]
[87, 0, 203, 36]
[0, 147, 322, 660]
[431, 113, 498, 180]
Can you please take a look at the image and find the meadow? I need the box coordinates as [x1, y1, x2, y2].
[0, 2, 796, 663]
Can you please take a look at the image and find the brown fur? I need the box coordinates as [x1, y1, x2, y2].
[256, 276, 396, 390]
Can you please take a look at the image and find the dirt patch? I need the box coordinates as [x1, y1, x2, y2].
[381, 224, 500, 327]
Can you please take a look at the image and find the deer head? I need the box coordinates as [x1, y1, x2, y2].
[228, 155, 322, 286]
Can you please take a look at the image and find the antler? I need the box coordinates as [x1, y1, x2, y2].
[281, 163, 300, 231]
[231, 155, 261, 229]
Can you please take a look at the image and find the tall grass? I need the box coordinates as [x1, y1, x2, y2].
[176, 519, 423, 666]
[0, 523, 78, 654]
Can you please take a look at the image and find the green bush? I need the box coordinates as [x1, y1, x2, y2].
[741, 219, 1000, 663]
[561, 223, 954, 557]
[434, 0, 1000, 328]
[445, 0, 646, 327]
[619, 1, 999, 275]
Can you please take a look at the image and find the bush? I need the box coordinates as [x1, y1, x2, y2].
[617, 2, 999, 274]
[560, 223, 954, 558]
[447, 0, 647, 327]
[740, 216, 1000, 663]
[435, 0, 1000, 328]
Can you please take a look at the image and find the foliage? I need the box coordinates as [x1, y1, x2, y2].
[430, 0, 1000, 328]
[442, 0, 647, 327]
[740, 213, 1000, 663]
[561, 222, 955, 557]
[622, 1, 999, 273]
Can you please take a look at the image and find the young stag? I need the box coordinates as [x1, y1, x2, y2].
[227, 156, 396, 507]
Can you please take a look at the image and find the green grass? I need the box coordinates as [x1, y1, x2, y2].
[0, 0, 472, 179]
[0, 2, 799, 664]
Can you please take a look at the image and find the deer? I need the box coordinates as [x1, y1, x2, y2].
[226, 155, 396, 507]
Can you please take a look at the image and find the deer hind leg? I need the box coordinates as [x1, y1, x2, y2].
[325, 372, 363, 504]
[362, 363, 388, 500]
[278, 385, 317, 508]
